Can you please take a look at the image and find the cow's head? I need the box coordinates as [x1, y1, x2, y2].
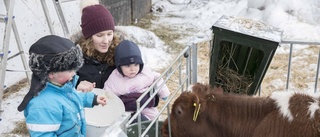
[161, 83, 223, 137]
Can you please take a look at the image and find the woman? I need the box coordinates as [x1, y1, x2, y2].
[73, 0, 123, 91]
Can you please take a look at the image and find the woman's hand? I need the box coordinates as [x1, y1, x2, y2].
[77, 80, 96, 92]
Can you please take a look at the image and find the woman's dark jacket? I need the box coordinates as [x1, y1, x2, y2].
[77, 55, 116, 88]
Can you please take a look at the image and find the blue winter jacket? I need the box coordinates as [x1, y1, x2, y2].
[24, 75, 95, 137]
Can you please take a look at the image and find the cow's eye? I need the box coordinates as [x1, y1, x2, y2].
[175, 105, 183, 115]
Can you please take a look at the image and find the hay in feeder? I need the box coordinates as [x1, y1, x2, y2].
[214, 41, 255, 95]
[216, 67, 252, 94]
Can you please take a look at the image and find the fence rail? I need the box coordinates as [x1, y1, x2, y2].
[277, 40, 320, 93]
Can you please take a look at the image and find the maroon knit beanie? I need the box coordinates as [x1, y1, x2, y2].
[81, 4, 115, 39]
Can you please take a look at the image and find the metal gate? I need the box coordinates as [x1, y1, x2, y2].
[270, 40, 320, 93]
[102, 44, 198, 137]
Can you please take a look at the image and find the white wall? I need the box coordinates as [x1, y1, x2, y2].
[0, 0, 81, 87]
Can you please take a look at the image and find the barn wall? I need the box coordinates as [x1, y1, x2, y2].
[101, 0, 131, 26]
[101, 0, 152, 25]
[131, 0, 151, 21]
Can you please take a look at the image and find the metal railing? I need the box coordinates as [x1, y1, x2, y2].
[280, 40, 320, 93]
[102, 44, 198, 136]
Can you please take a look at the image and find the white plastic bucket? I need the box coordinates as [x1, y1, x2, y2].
[84, 88, 125, 137]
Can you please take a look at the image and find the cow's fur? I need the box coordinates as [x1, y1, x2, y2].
[161, 83, 320, 137]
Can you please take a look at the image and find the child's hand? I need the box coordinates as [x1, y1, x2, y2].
[97, 95, 107, 106]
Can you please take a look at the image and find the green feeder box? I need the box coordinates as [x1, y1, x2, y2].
[210, 15, 283, 95]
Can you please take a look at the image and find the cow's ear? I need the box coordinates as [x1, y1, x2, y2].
[192, 92, 200, 105]
[191, 93, 201, 121]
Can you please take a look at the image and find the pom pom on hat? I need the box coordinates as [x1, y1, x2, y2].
[80, 0, 99, 11]
[80, 0, 115, 39]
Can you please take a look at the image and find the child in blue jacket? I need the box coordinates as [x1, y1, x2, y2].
[17, 35, 107, 137]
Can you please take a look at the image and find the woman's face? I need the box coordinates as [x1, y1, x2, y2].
[92, 30, 114, 53]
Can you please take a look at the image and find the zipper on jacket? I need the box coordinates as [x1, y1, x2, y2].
[100, 64, 109, 75]
[57, 123, 78, 136]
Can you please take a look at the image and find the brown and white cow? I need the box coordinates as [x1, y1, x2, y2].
[161, 83, 320, 137]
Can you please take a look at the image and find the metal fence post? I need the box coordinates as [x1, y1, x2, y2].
[191, 43, 198, 84]
[314, 51, 320, 93]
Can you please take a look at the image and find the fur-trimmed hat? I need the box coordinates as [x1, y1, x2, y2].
[80, 0, 115, 39]
[115, 40, 144, 76]
[17, 35, 83, 112]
